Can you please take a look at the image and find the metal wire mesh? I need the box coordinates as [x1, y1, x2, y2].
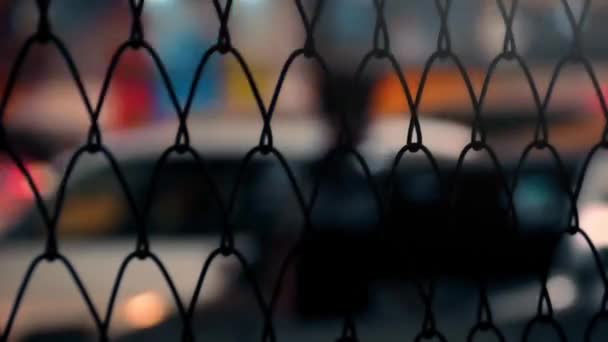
[1, 0, 608, 341]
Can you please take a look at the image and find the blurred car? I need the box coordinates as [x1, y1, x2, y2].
[115, 119, 600, 342]
[0, 116, 471, 341]
[0, 115, 599, 341]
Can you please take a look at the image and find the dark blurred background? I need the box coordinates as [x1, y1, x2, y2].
[2, 0, 608, 341]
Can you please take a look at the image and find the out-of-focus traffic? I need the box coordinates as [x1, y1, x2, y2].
[2, 1, 608, 341]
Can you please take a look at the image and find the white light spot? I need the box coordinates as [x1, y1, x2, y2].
[580, 203, 608, 249]
[547, 274, 578, 311]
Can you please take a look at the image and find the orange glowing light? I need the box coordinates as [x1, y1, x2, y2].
[123, 291, 167, 329]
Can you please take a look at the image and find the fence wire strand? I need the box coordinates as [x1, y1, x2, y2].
[1, 0, 608, 341]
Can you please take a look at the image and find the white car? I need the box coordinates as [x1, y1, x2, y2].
[0, 116, 472, 341]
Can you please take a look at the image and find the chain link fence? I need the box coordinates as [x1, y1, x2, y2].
[1, 0, 608, 341]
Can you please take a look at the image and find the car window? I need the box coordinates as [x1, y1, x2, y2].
[8, 157, 297, 239]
